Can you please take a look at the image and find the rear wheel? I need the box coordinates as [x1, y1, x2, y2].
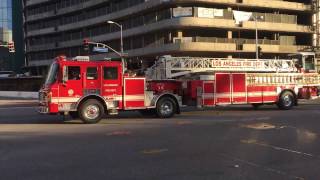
[156, 97, 176, 118]
[79, 99, 105, 124]
[277, 91, 295, 110]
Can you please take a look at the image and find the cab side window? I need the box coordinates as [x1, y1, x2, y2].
[305, 56, 315, 71]
[104, 67, 118, 80]
[68, 66, 81, 80]
[87, 67, 98, 80]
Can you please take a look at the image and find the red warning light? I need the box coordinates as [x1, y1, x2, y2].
[83, 39, 90, 51]
[8, 42, 15, 53]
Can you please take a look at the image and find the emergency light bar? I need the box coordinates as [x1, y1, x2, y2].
[72, 56, 90, 61]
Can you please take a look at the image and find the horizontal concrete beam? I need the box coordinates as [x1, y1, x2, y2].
[27, 17, 312, 53]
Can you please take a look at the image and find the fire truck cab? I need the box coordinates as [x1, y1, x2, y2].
[39, 56, 182, 123]
[289, 52, 317, 73]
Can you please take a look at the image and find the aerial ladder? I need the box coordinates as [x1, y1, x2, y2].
[146, 55, 320, 87]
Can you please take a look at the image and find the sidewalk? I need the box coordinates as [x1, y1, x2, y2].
[0, 98, 38, 107]
[299, 98, 320, 105]
[0, 91, 38, 99]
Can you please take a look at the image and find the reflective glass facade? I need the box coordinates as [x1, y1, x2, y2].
[0, 0, 12, 71]
[0, 0, 12, 29]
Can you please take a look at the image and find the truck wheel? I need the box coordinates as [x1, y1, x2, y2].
[69, 111, 79, 119]
[156, 97, 176, 118]
[277, 91, 295, 110]
[79, 99, 104, 124]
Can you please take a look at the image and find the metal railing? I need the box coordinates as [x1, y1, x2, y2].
[146, 56, 299, 79]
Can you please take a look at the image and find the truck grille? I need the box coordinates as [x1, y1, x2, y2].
[39, 91, 47, 104]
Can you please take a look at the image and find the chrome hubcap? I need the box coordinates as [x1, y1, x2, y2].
[283, 95, 292, 107]
[84, 105, 100, 119]
[160, 101, 173, 116]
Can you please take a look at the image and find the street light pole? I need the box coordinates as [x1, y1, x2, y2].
[107, 20, 126, 78]
[107, 20, 123, 55]
[253, 15, 264, 60]
[254, 16, 259, 60]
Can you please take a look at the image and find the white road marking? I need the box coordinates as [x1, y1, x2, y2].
[241, 139, 316, 158]
[220, 153, 305, 180]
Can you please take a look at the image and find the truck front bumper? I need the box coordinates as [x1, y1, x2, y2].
[39, 106, 49, 114]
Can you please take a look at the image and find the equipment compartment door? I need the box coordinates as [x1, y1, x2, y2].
[202, 81, 215, 106]
[102, 65, 123, 108]
[247, 86, 263, 103]
[262, 86, 278, 103]
[232, 74, 247, 104]
[215, 73, 231, 104]
[124, 78, 146, 109]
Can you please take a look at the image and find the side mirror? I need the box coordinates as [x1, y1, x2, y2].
[62, 66, 68, 85]
[122, 58, 127, 72]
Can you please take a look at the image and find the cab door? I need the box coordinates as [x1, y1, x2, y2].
[83, 66, 101, 95]
[58, 65, 83, 109]
[101, 65, 123, 109]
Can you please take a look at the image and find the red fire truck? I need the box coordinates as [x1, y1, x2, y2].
[39, 55, 183, 123]
[39, 42, 320, 123]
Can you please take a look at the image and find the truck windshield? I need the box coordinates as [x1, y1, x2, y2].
[305, 55, 315, 71]
[45, 63, 59, 85]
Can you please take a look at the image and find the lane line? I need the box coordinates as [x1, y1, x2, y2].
[241, 139, 317, 158]
[141, 148, 169, 155]
[220, 153, 305, 180]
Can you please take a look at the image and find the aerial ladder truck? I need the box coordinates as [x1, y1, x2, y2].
[39, 40, 320, 123]
[146, 53, 320, 109]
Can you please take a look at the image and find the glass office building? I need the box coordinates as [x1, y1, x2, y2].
[0, 0, 12, 29]
[0, 0, 12, 41]
[23, 0, 316, 75]
[0, 0, 12, 71]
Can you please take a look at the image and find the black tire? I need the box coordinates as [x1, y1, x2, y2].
[139, 109, 156, 117]
[277, 91, 295, 110]
[69, 111, 79, 119]
[156, 97, 176, 118]
[79, 99, 105, 124]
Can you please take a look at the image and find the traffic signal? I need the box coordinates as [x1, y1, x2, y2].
[83, 39, 89, 51]
[8, 42, 15, 53]
[257, 46, 262, 58]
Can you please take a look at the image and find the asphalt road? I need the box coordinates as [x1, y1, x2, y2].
[0, 101, 320, 180]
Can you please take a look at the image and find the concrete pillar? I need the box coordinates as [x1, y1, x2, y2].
[227, 31, 232, 39]
[227, 31, 233, 58]
[274, 33, 279, 40]
[177, 30, 183, 38]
